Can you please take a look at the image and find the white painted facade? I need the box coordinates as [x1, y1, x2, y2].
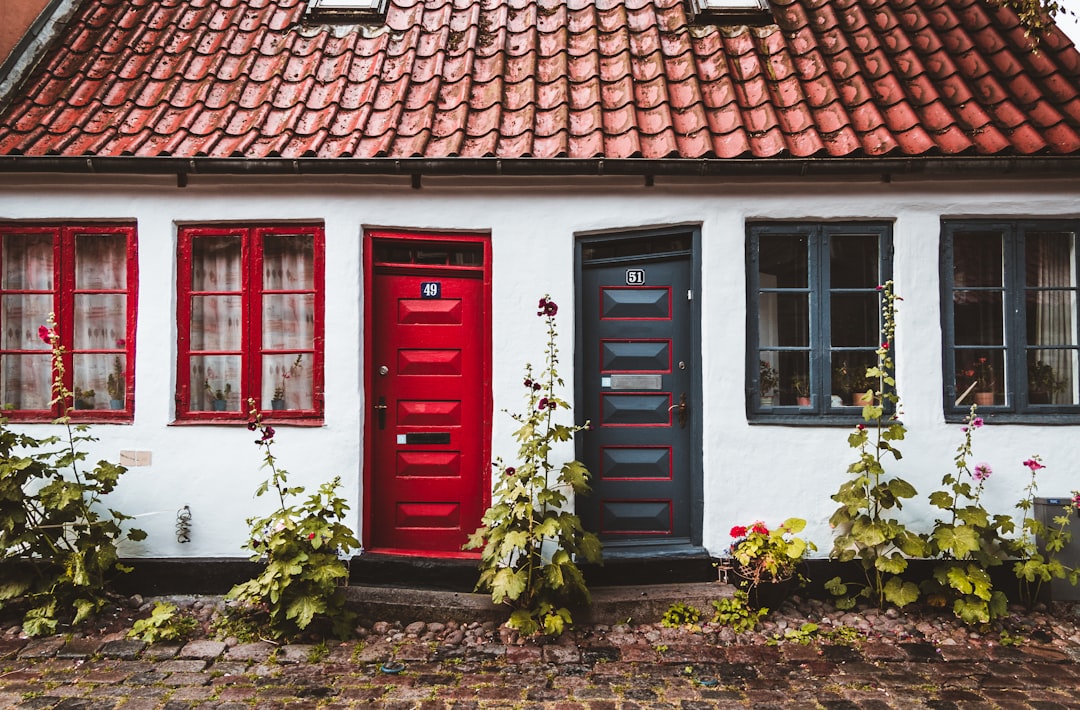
[2, 171, 1078, 561]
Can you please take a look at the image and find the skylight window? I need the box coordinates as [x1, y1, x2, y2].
[688, 0, 771, 15]
[306, 0, 387, 19]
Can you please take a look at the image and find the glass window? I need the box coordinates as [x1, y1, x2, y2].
[747, 223, 892, 421]
[943, 221, 1079, 419]
[0, 225, 136, 420]
[177, 225, 323, 421]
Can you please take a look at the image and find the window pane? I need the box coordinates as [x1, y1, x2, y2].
[1026, 289, 1077, 348]
[263, 352, 312, 409]
[2, 295, 52, 349]
[262, 294, 315, 350]
[263, 234, 314, 290]
[778, 351, 811, 406]
[190, 354, 242, 411]
[831, 292, 878, 347]
[953, 231, 1003, 287]
[0, 354, 50, 408]
[759, 234, 807, 288]
[1025, 231, 1075, 288]
[72, 353, 115, 410]
[190, 295, 242, 350]
[830, 234, 879, 288]
[953, 291, 1003, 346]
[75, 234, 127, 289]
[759, 293, 808, 348]
[2, 234, 53, 290]
[832, 352, 876, 406]
[757, 353, 780, 406]
[1028, 349, 1076, 405]
[1025, 231, 1077, 351]
[73, 294, 126, 350]
[954, 349, 1004, 406]
[192, 236, 241, 291]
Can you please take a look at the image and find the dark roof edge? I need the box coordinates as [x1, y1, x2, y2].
[2, 155, 1080, 179]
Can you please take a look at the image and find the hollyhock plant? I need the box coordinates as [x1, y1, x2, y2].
[1013, 455, 1079, 608]
[465, 295, 601, 637]
[225, 398, 360, 639]
[926, 404, 1014, 624]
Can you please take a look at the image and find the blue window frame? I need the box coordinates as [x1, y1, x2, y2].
[747, 222, 893, 422]
[941, 220, 1080, 422]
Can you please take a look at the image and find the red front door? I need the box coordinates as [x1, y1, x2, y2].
[364, 234, 490, 555]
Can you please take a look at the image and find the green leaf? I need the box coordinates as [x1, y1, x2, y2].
[491, 567, 527, 604]
[929, 491, 954, 509]
[883, 576, 920, 607]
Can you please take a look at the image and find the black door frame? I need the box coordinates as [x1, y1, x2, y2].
[574, 224, 704, 558]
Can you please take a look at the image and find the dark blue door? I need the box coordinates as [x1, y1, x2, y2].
[577, 233, 699, 553]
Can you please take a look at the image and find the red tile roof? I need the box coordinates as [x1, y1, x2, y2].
[1, 0, 1079, 163]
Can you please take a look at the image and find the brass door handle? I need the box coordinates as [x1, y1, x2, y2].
[668, 393, 688, 429]
[374, 397, 388, 429]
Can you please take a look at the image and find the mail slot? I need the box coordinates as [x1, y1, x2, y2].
[606, 374, 663, 390]
[399, 432, 451, 445]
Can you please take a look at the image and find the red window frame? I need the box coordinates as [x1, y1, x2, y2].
[175, 224, 325, 422]
[0, 223, 138, 422]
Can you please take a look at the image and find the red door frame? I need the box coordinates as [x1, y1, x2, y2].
[362, 229, 492, 557]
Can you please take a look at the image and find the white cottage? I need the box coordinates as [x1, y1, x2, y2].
[1, 0, 1079, 586]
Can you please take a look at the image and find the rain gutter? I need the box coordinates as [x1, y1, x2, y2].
[1, 155, 1080, 182]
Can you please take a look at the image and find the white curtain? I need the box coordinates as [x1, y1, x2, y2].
[1031, 231, 1077, 405]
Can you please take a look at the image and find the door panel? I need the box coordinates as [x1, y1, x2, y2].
[368, 259, 487, 555]
[579, 248, 697, 546]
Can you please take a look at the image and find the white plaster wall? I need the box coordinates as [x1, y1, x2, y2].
[1, 173, 1078, 560]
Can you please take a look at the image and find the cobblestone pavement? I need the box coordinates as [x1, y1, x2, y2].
[3, 621, 1080, 709]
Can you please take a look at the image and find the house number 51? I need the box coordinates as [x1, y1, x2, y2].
[626, 269, 645, 285]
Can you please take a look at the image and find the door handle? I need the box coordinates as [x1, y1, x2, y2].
[668, 392, 688, 429]
[373, 396, 388, 430]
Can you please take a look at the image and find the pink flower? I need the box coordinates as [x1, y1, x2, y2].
[973, 463, 992, 481]
[38, 325, 51, 344]
[1072, 493, 1080, 509]
[971, 417, 984, 428]
[1023, 457, 1045, 472]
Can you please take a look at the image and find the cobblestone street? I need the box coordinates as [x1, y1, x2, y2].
[3, 614, 1080, 709]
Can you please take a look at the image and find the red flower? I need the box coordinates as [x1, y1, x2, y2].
[537, 297, 558, 317]
[750, 521, 769, 535]
[729, 525, 747, 538]
[38, 325, 51, 344]
[505, 466, 516, 476]
[308, 532, 316, 540]
[1023, 457, 1045, 472]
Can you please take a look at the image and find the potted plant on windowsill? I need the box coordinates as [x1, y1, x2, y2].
[271, 354, 304, 410]
[73, 387, 95, 410]
[833, 360, 872, 406]
[722, 518, 815, 609]
[759, 360, 779, 406]
[956, 355, 997, 406]
[107, 356, 124, 410]
[791, 374, 810, 406]
[1027, 360, 1066, 405]
[205, 380, 231, 411]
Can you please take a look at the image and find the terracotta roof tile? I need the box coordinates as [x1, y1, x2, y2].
[2, 0, 1079, 162]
